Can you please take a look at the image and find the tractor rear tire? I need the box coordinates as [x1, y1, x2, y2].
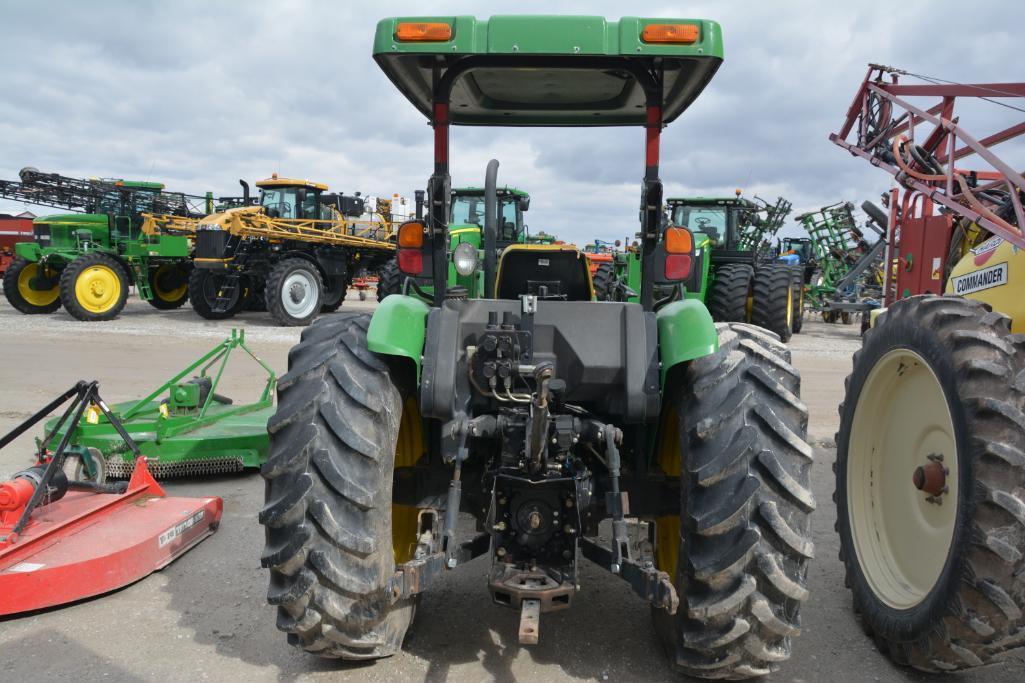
[654, 323, 813, 679]
[790, 266, 805, 334]
[835, 295, 1025, 672]
[707, 264, 753, 323]
[60, 253, 129, 322]
[147, 263, 191, 310]
[592, 261, 615, 301]
[376, 259, 401, 303]
[266, 258, 324, 327]
[260, 312, 416, 659]
[751, 266, 794, 342]
[188, 269, 244, 320]
[320, 277, 347, 313]
[2, 257, 62, 314]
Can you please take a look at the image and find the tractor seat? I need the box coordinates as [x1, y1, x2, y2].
[495, 245, 594, 301]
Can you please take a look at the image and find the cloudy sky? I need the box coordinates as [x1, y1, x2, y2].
[1, 1, 1022, 244]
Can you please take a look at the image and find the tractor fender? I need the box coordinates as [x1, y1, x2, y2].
[656, 298, 718, 387]
[367, 294, 430, 379]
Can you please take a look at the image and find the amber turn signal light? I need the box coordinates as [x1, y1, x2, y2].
[641, 24, 699, 44]
[665, 227, 693, 254]
[398, 221, 425, 248]
[395, 22, 452, 42]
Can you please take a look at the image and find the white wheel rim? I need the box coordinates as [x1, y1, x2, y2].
[281, 270, 318, 318]
[847, 348, 958, 609]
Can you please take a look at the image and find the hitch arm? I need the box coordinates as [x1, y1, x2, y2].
[579, 537, 679, 614]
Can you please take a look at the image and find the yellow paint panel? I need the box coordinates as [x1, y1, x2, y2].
[945, 238, 1025, 333]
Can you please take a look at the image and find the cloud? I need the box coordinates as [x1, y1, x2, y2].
[1, 1, 1021, 245]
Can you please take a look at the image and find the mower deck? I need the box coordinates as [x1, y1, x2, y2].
[0, 459, 222, 617]
[65, 399, 273, 477]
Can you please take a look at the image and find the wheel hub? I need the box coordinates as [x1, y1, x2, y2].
[280, 271, 318, 318]
[912, 455, 948, 500]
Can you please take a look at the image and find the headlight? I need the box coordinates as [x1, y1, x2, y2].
[453, 241, 479, 276]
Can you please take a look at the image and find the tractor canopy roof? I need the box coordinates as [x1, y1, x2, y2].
[373, 16, 723, 126]
[667, 196, 756, 208]
[454, 186, 529, 198]
[256, 175, 329, 191]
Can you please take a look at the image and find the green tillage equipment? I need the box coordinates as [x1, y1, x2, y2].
[43, 330, 275, 479]
[794, 201, 886, 323]
[737, 196, 793, 257]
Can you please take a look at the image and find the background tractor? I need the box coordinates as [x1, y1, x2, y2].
[146, 175, 397, 326]
[586, 193, 799, 340]
[830, 64, 1025, 672]
[259, 16, 813, 680]
[0, 167, 209, 320]
[668, 194, 798, 340]
[376, 185, 531, 301]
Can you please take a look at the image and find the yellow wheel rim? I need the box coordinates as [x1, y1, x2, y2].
[153, 265, 187, 302]
[17, 263, 59, 306]
[847, 349, 957, 609]
[654, 401, 681, 579]
[393, 397, 425, 565]
[75, 264, 122, 313]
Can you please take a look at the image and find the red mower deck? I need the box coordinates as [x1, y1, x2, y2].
[0, 458, 222, 616]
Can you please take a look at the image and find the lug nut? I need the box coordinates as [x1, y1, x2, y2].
[496, 547, 507, 557]
[493, 521, 507, 532]
[564, 498, 574, 508]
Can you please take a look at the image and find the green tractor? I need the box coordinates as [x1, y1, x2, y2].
[590, 194, 800, 340]
[376, 185, 530, 301]
[259, 16, 812, 680]
[1, 168, 205, 321]
[667, 195, 799, 341]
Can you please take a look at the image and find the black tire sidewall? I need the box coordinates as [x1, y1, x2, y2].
[2, 257, 62, 314]
[835, 306, 974, 642]
[188, 268, 240, 320]
[267, 258, 323, 326]
[147, 262, 190, 309]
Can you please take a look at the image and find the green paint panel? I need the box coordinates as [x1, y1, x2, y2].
[656, 298, 718, 386]
[367, 294, 431, 377]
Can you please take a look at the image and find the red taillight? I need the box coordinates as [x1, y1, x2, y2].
[398, 249, 423, 276]
[664, 254, 691, 280]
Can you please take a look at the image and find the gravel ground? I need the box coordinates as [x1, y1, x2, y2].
[0, 295, 1022, 681]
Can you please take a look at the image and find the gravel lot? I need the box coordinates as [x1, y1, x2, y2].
[0, 294, 1021, 681]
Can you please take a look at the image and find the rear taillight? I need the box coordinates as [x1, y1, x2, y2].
[398, 249, 423, 275]
[664, 254, 692, 280]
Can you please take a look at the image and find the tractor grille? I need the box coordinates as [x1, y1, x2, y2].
[106, 455, 246, 479]
[194, 229, 231, 260]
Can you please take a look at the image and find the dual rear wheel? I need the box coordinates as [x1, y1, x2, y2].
[707, 264, 794, 342]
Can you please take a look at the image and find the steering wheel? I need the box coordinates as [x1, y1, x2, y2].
[695, 217, 711, 229]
